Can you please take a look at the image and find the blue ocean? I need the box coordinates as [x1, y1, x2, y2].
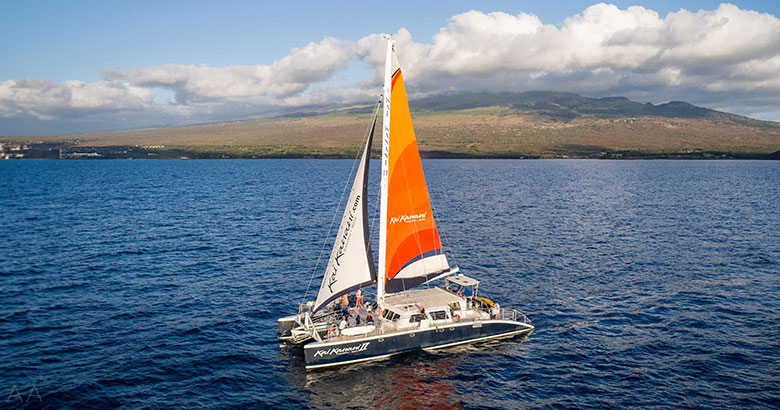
[1, 159, 778, 409]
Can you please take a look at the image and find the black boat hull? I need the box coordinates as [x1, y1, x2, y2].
[303, 319, 533, 370]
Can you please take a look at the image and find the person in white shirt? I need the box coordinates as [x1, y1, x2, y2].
[339, 317, 347, 337]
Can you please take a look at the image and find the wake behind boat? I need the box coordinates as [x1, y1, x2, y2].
[278, 39, 533, 370]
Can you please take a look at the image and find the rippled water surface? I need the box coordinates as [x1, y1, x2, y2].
[1, 159, 779, 409]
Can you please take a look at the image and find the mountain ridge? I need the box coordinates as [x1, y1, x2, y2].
[2, 91, 778, 159]
[329, 91, 774, 127]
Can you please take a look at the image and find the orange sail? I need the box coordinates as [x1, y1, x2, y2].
[383, 46, 450, 293]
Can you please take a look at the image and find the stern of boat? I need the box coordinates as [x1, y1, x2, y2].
[278, 315, 298, 341]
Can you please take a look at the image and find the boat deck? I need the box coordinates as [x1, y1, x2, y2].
[317, 305, 530, 345]
[384, 287, 463, 310]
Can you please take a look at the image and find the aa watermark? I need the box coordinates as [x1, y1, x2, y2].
[6, 385, 42, 404]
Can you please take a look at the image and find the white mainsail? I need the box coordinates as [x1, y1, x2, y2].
[311, 113, 377, 313]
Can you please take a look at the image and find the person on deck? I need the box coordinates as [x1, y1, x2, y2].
[491, 302, 500, 319]
[358, 304, 367, 322]
[348, 293, 356, 308]
[327, 321, 336, 339]
[356, 289, 363, 307]
[339, 316, 347, 337]
[366, 311, 374, 324]
[374, 307, 383, 329]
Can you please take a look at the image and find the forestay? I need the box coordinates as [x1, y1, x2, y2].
[312, 113, 378, 313]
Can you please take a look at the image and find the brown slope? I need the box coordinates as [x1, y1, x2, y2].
[5, 105, 780, 158]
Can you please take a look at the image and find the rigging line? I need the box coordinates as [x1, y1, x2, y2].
[398, 144, 428, 293]
[431, 202, 459, 269]
[358, 100, 383, 293]
[300, 144, 360, 307]
[420, 159, 435, 290]
[393, 113, 432, 292]
[368, 98, 383, 247]
[367, 97, 383, 294]
[369, 169, 381, 274]
[398, 156, 412, 294]
[301, 100, 382, 306]
[412, 158, 434, 291]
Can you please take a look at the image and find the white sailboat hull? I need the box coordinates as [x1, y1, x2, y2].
[278, 311, 331, 343]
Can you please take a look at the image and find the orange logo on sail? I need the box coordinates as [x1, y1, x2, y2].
[389, 212, 427, 225]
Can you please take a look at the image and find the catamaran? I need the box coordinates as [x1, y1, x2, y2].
[278, 39, 533, 370]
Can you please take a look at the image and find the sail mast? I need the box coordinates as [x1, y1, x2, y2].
[378, 38, 393, 305]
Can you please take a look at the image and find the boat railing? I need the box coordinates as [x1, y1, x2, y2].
[323, 306, 532, 342]
[504, 308, 531, 324]
[473, 306, 532, 325]
[297, 303, 311, 315]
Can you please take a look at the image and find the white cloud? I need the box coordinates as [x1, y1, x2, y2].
[379, 3, 780, 84]
[102, 37, 355, 102]
[4, 3, 780, 134]
[0, 78, 153, 120]
[356, 3, 780, 120]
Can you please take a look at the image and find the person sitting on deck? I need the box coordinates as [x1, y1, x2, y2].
[365, 311, 374, 324]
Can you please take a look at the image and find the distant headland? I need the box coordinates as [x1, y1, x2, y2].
[2, 91, 778, 159]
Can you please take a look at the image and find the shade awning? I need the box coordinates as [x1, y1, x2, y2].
[446, 274, 479, 287]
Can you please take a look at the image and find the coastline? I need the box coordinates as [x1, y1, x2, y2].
[1, 142, 778, 160]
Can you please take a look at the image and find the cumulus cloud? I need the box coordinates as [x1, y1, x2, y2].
[380, 4, 780, 89]
[3, 2, 780, 135]
[101, 37, 355, 102]
[354, 3, 780, 120]
[0, 78, 153, 120]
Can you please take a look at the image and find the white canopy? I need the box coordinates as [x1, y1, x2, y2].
[446, 274, 479, 287]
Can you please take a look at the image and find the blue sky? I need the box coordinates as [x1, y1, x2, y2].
[2, 1, 780, 135]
